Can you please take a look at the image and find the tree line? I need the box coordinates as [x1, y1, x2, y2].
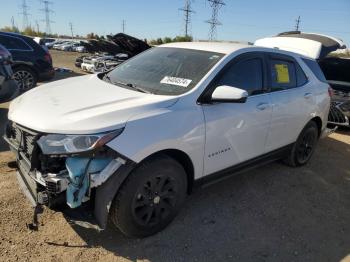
[1, 25, 193, 45]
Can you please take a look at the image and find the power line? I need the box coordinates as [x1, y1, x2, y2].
[179, 0, 195, 37]
[295, 15, 301, 31]
[39, 0, 54, 34]
[19, 0, 30, 30]
[205, 0, 225, 41]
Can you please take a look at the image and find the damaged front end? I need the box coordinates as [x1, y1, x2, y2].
[3, 121, 135, 230]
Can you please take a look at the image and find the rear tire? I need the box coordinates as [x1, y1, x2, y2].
[284, 121, 319, 167]
[110, 154, 187, 238]
[12, 66, 37, 92]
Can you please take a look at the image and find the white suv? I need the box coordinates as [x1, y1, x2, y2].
[4, 42, 331, 237]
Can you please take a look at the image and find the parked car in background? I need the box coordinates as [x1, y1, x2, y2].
[52, 41, 70, 50]
[59, 42, 81, 51]
[74, 45, 86, 53]
[319, 56, 350, 127]
[0, 32, 54, 92]
[81, 53, 128, 73]
[255, 31, 349, 128]
[76, 33, 150, 73]
[46, 40, 60, 49]
[33, 37, 56, 52]
[0, 44, 18, 103]
[4, 42, 330, 237]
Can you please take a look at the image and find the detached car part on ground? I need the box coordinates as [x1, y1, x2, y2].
[76, 33, 150, 73]
[5, 42, 331, 237]
[0, 44, 18, 103]
[0, 32, 54, 92]
[255, 31, 349, 127]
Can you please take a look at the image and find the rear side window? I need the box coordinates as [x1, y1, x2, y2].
[302, 58, 327, 83]
[270, 59, 297, 91]
[0, 35, 32, 51]
[296, 63, 308, 86]
[216, 58, 264, 96]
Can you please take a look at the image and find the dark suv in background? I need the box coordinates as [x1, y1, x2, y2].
[0, 44, 18, 103]
[0, 32, 54, 91]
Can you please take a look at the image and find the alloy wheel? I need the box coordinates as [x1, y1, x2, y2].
[132, 175, 177, 227]
[296, 130, 317, 164]
[13, 70, 35, 92]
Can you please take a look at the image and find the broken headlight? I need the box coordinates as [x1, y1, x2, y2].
[37, 129, 124, 155]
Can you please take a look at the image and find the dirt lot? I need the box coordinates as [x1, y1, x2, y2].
[0, 50, 349, 262]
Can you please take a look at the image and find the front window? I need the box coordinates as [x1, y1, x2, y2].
[105, 47, 224, 95]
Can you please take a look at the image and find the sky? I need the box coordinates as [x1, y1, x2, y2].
[1, 0, 349, 45]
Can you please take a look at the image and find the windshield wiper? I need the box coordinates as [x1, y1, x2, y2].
[103, 74, 112, 83]
[114, 81, 151, 94]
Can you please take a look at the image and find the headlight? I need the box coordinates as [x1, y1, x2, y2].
[37, 128, 124, 155]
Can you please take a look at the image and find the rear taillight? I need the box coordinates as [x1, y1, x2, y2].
[328, 86, 334, 97]
[44, 52, 52, 64]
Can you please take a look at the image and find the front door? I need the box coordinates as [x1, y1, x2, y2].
[202, 53, 272, 176]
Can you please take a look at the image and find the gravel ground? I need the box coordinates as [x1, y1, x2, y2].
[0, 50, 349, 262]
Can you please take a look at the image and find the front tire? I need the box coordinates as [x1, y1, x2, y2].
[284, 121, 319, 167]
[110, 154, 187, 238]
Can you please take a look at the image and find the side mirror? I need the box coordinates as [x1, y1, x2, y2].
[211, 85, 248, 103]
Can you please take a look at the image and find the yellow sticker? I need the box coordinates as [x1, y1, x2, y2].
[275, 64, 290, 83]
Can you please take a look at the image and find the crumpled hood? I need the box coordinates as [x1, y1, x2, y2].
[9, 74, 178, 134]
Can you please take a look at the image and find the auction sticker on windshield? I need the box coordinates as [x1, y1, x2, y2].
[160, 76, 192, 87]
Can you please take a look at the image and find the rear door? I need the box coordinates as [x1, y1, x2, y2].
[265, 53, 315, 151]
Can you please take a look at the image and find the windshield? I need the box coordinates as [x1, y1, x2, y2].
[105, 47, 224, 95]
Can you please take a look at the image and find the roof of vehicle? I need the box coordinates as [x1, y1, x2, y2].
[0, 31, 31, 40]
[159, 42, 253, 54]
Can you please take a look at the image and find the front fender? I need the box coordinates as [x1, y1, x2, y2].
[106, 103, 205, 180]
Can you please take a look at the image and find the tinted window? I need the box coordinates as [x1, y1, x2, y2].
[0, 35, 31, 51]
[296, 63, 308, 86]
[270, 59, 297, 91]
[216, 58, 264, 96]
[302, 58, 328, 83]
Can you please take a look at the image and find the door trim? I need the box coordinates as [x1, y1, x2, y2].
[194, 143, 293, 188]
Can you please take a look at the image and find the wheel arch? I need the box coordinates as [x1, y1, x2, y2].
[310, 116, 322, 137]
[141, 149, 195, 194]
[12, 63, 39, 78]
[94, 148, 195, 229]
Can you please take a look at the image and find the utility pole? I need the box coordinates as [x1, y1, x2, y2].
[205, 0, 225, 41]
[19, 0, 30, 30]
[179, 0, 194, 37]
[69, 22, 74, 40]
[39, 0, 54, 35]
[295, 15, 301, 31]
[11, 16, 16, 30]
[35, 20, 40, 34]
[122, 19, 126, 33]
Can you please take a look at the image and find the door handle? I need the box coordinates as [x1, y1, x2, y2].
[304, 92, 312, 99]
[256, 103, 270, 111]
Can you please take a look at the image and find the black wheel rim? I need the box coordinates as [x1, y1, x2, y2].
[296, 130, 316, 163]
[132, 175, 177, 227]
[13, 70, 35, 91]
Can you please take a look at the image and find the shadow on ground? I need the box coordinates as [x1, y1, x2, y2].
[0, 107, 9, 153]
[67, 135, 350, 262]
